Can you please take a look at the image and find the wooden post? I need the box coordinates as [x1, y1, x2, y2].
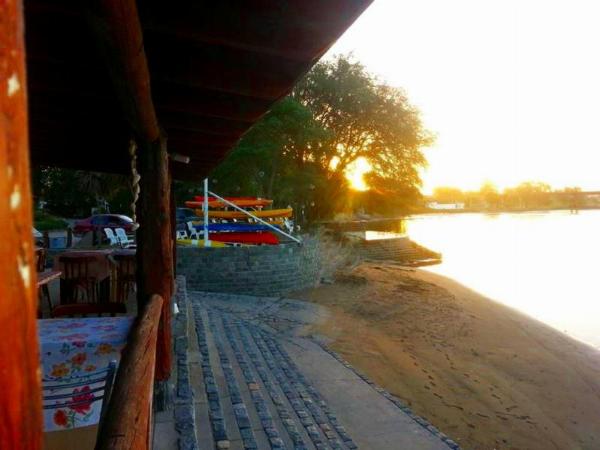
[0, 0, 43, 448]
[170, 179, 177, 277]
[95, 295, 163, 450]
[135, 135, 173, 381]
[66, 227, 73, 248]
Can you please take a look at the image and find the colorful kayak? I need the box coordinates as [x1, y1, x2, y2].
[187, 197, 273, 208]
[191, 222, 273, 232]
[176, 239, 227, 247]
[192, 219, 287, 228]
[210, 232, 279, 245]
[196, 208, 293, 219]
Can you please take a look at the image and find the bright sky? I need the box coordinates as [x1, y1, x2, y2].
[327, 0, 600, 194]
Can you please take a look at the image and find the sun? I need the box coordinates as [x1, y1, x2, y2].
[345, 157, 371, 191]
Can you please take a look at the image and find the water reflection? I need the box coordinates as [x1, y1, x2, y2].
[402, 211, 600, 349]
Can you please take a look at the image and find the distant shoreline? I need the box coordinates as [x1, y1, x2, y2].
[413, 205, 600, 215]
[320, 205, 600, 230]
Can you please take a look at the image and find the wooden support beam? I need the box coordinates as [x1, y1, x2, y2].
[0, 0, 43, 448]
[96, 294, 163, 450]
[170, 179, 177, 277]
[135, 136, 173, 381]
[86, 0, 159, 142]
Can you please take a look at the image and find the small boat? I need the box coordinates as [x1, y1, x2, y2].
[196, 208, 293, 219]
[186, 197, 273, 209]
[176, 239, 227, 247]
[210, 231, 279, 245]
[191, 222, 274, 232]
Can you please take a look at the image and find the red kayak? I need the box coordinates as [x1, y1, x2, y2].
[209, 231, 279, 245]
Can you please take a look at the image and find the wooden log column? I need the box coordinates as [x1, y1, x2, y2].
[135, 135, 173, 381]
[0, 0, 43, 448]
[170, 178, 177, 276]
[88, 0, 173, 382]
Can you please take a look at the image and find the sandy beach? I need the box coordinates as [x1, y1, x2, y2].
[292, 262, 600, 450]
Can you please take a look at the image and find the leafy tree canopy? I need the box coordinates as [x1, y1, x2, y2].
[203, 54, 433, 222]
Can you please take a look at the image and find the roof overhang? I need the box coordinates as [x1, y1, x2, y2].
[25, 0, 373, 181]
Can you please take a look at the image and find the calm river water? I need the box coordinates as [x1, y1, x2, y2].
[403, 210, 600, 349]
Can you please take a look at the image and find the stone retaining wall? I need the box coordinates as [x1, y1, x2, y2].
[176, 237, 320, 296]
[355, 236, 441, 265]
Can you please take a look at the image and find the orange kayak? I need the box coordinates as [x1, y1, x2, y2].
[187, 197, 273, 208]
[194, 208, 293, 219]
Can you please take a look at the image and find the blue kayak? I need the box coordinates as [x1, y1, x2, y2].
[192, 222, 273, 233]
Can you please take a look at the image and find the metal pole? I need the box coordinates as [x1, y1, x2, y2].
[208, 190, 302, 244]
[203, 178, 210, 247]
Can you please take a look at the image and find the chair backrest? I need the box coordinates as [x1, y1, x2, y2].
[115, 228, 132, 247]
[186, 222, 198, 236]
[59, 255, 94, 280]
[103, 228, 118, 245]
[112, 253, 136, 304]
[35, 247, 47, 272]
[115, 228, 127, 239]
[58, 255, 97, 304]
[42, 360, 117, 428]
[113, 254, 136, 277]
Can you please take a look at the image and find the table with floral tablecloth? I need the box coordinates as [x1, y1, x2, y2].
[38, 316, 133, 431]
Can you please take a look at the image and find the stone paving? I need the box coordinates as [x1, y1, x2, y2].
[169, 280, 457, 450]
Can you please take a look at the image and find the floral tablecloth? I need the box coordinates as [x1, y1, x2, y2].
[38, 316, 133, 431]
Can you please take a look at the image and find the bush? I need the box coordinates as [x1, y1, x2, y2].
[34, 210, 68, 231]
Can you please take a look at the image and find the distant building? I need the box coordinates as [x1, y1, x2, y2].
[428, 202, 465, 210]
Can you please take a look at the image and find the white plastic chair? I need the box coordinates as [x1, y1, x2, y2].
[176, 230, 188, 240]
[103, 228, 118, 246]
[115, 228, 135, 248]
[186, 222, 201, 239]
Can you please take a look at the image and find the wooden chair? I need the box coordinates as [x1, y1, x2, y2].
[35, 247, 47, 271]
[111, 254, 136, 305]
[36, 247, 55, 317]
[37, 271, 62, 318]
[58, 255, 99, 305]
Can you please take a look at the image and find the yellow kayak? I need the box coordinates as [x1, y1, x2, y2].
[176, 239, 227, 247]
[195, 208, 293, 219]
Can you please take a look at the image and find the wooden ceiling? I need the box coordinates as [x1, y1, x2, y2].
[25, 0, 373, 180]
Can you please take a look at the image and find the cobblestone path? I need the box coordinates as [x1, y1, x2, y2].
[191, 303, 358, 450]
[167, 283, 456, 450]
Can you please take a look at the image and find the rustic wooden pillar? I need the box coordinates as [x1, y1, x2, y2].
[170, 179, 177, 277]
[135, 135, 173, 381]
[0, 1, 43, 448]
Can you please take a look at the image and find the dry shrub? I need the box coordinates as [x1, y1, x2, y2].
[314, 228, 361, 282]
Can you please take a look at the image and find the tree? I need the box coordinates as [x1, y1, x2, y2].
[432, 186, 464, 204]
[503, 181, 551, 209]
[32, 167, 132, 217]
[479, 182, 500, 209]
[293, 54, 432, 192]
[199, 54, 432, 222]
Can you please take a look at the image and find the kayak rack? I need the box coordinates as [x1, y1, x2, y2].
[201, 178, 302, 246]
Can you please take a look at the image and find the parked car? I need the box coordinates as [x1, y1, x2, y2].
[73, 214, 137, 234]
